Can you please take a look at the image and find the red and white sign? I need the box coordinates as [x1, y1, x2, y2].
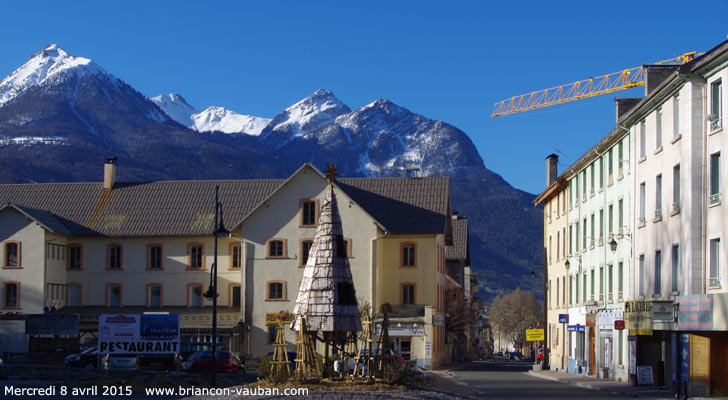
[614, 320, 625, 330]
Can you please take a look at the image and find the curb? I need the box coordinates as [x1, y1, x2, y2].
[526, 370, 672, 399]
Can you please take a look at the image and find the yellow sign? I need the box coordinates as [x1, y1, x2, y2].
[526, 328, 544, 341]
[265, 312, 295, 325]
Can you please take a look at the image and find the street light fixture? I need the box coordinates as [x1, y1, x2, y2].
[203, 185, 228, 387]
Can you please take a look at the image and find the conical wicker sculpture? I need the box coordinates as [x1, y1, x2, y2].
[293, 185, 362, 333]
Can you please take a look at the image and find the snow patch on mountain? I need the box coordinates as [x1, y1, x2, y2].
[150, 93, 198, 126]
[0, 136, 69, 147]
[192, 106, 270, 135]
[152, 94, 270, 135]
[260, 89, 351, 148]
[0, 44, 107, 107]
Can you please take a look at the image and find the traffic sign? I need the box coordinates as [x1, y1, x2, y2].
[526, 328, 544, 341]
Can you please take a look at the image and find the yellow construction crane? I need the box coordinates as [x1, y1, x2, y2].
[491, 52, 700, 118]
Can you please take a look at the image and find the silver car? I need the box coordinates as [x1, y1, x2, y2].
[102, 354, 138, 370]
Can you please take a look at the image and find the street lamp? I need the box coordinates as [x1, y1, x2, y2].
[203, 185, 229, 386]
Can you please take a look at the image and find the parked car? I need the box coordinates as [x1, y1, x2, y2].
[179, 342, 226, 362]
[102, 354, 139, 370]
[184, 351, 245, 374]
[65, 346, 99, 368]
[139, 353, 181, 369]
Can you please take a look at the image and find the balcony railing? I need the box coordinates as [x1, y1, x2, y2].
[710, 192, 721, 205]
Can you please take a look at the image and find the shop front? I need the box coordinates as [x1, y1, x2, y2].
[675, 293, 728, 398]
[624, 299, 676, 388]
[596, 307, 624, 380]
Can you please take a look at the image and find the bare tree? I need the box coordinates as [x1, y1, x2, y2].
[488, 288, 542, 352]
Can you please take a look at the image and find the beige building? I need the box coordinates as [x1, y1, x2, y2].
[534, 155, 569, 372]
[0, 161, 461, 369]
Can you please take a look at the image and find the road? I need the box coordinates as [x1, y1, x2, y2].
[448, 357, 623, 399]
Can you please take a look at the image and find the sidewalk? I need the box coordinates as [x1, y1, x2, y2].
[528, 369, 675, 398]
[429, 362, 479, 398]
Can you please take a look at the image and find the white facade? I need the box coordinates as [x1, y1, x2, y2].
[565, 130, 633, 382]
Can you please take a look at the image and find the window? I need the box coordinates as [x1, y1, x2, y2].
[569, 225, 573, 255]
[67, 284, 81, 307]
[582, 218, 587, 250]
[618, 199, 624, 232]
[107, 283, 122, 308]
[639, 255, 645, 297]
[188, 243, 204, 269]
[710, 238, 721, 287]
[266, 281, 285, 301]
[548, 279, 552, 308]
[640, 120, 646, 158]
[401, 283, 416, 305]
[655, 250, 662, 296]
[106, 244, 122, 270]
[230, 284, 241, 307]
[569, 181, 574, 209]
[618, 262, 623, 294]
[590, 163, 595, 193]
[147, 244, 163, 270]
[599, 156, 604, 189]
[337, 283, 356, 305]
[67, 244, 82, 270]
[569, 276, 573, 305]
[590, 214, 595, 246]
[2, 282, 19, 309]
[147, 284, 162, 307]
[300, 239, 313, 266]
[608, 204, 614, 234]
[582, 171, 587, 199]
[548, 236, 552, 264]
[710, 79, 722, 131]
[672, 244, 680, 293]
[3, 241, 19, 268]
[556, 279, 559, 307]
[266, 239, 286, 259]
[655, 174, 663, 218]
[608, 264, 613, 297]
[401, 243, 416, 268]
[710, 152, 721, 204]
[608, 149, 614, 180]
[562, 276, 566, 305]
[590, 269, 595, 299]
[583, 273, 587, 302]
[599, 266, 604, 297]
[300, 199, 318, 226]
[188, 283, 203, 307]
[229, 243, 241, 270]
[618, 140, 624, 176]
[575, 222, 580, 252]
[563, 227, 567, 257]
[673, 94, 680, 138]
[639, 182, 646, 222]
[656, 107, 662, 148]
[599, 209, 604, 240]
[556, 231, 560, 260]
[673, 165, 681, 211]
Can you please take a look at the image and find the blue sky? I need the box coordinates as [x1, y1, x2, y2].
[2, 0, 727, 194]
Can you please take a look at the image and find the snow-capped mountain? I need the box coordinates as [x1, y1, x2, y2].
[0, 44, 105, 107]
[152, 94, 270, 135]
[264, 93, 484, 180]
[150, 93, 198, 127]
[259, 89, 351, 148]
[191, 106, 270, 135]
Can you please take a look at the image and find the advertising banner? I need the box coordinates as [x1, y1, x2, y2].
[677, 295, 713, 330]
[526, 328, 544, 341]
[25, 314, 79, 335]
[99, 314, 180, 354]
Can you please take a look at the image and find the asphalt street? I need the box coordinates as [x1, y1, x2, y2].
[448, 357, 623, 399]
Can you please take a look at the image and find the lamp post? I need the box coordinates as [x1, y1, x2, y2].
[204, 185, 229, 387]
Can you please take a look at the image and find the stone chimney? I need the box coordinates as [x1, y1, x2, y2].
[546, 154, 558, 187]
[104, 157, 117, 191]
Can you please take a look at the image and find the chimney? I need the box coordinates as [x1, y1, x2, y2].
[546, 154, 558, 187]
[644, 64, 680, 96]
[615, 97, 643, 122]
[104, 157, 117, 191]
